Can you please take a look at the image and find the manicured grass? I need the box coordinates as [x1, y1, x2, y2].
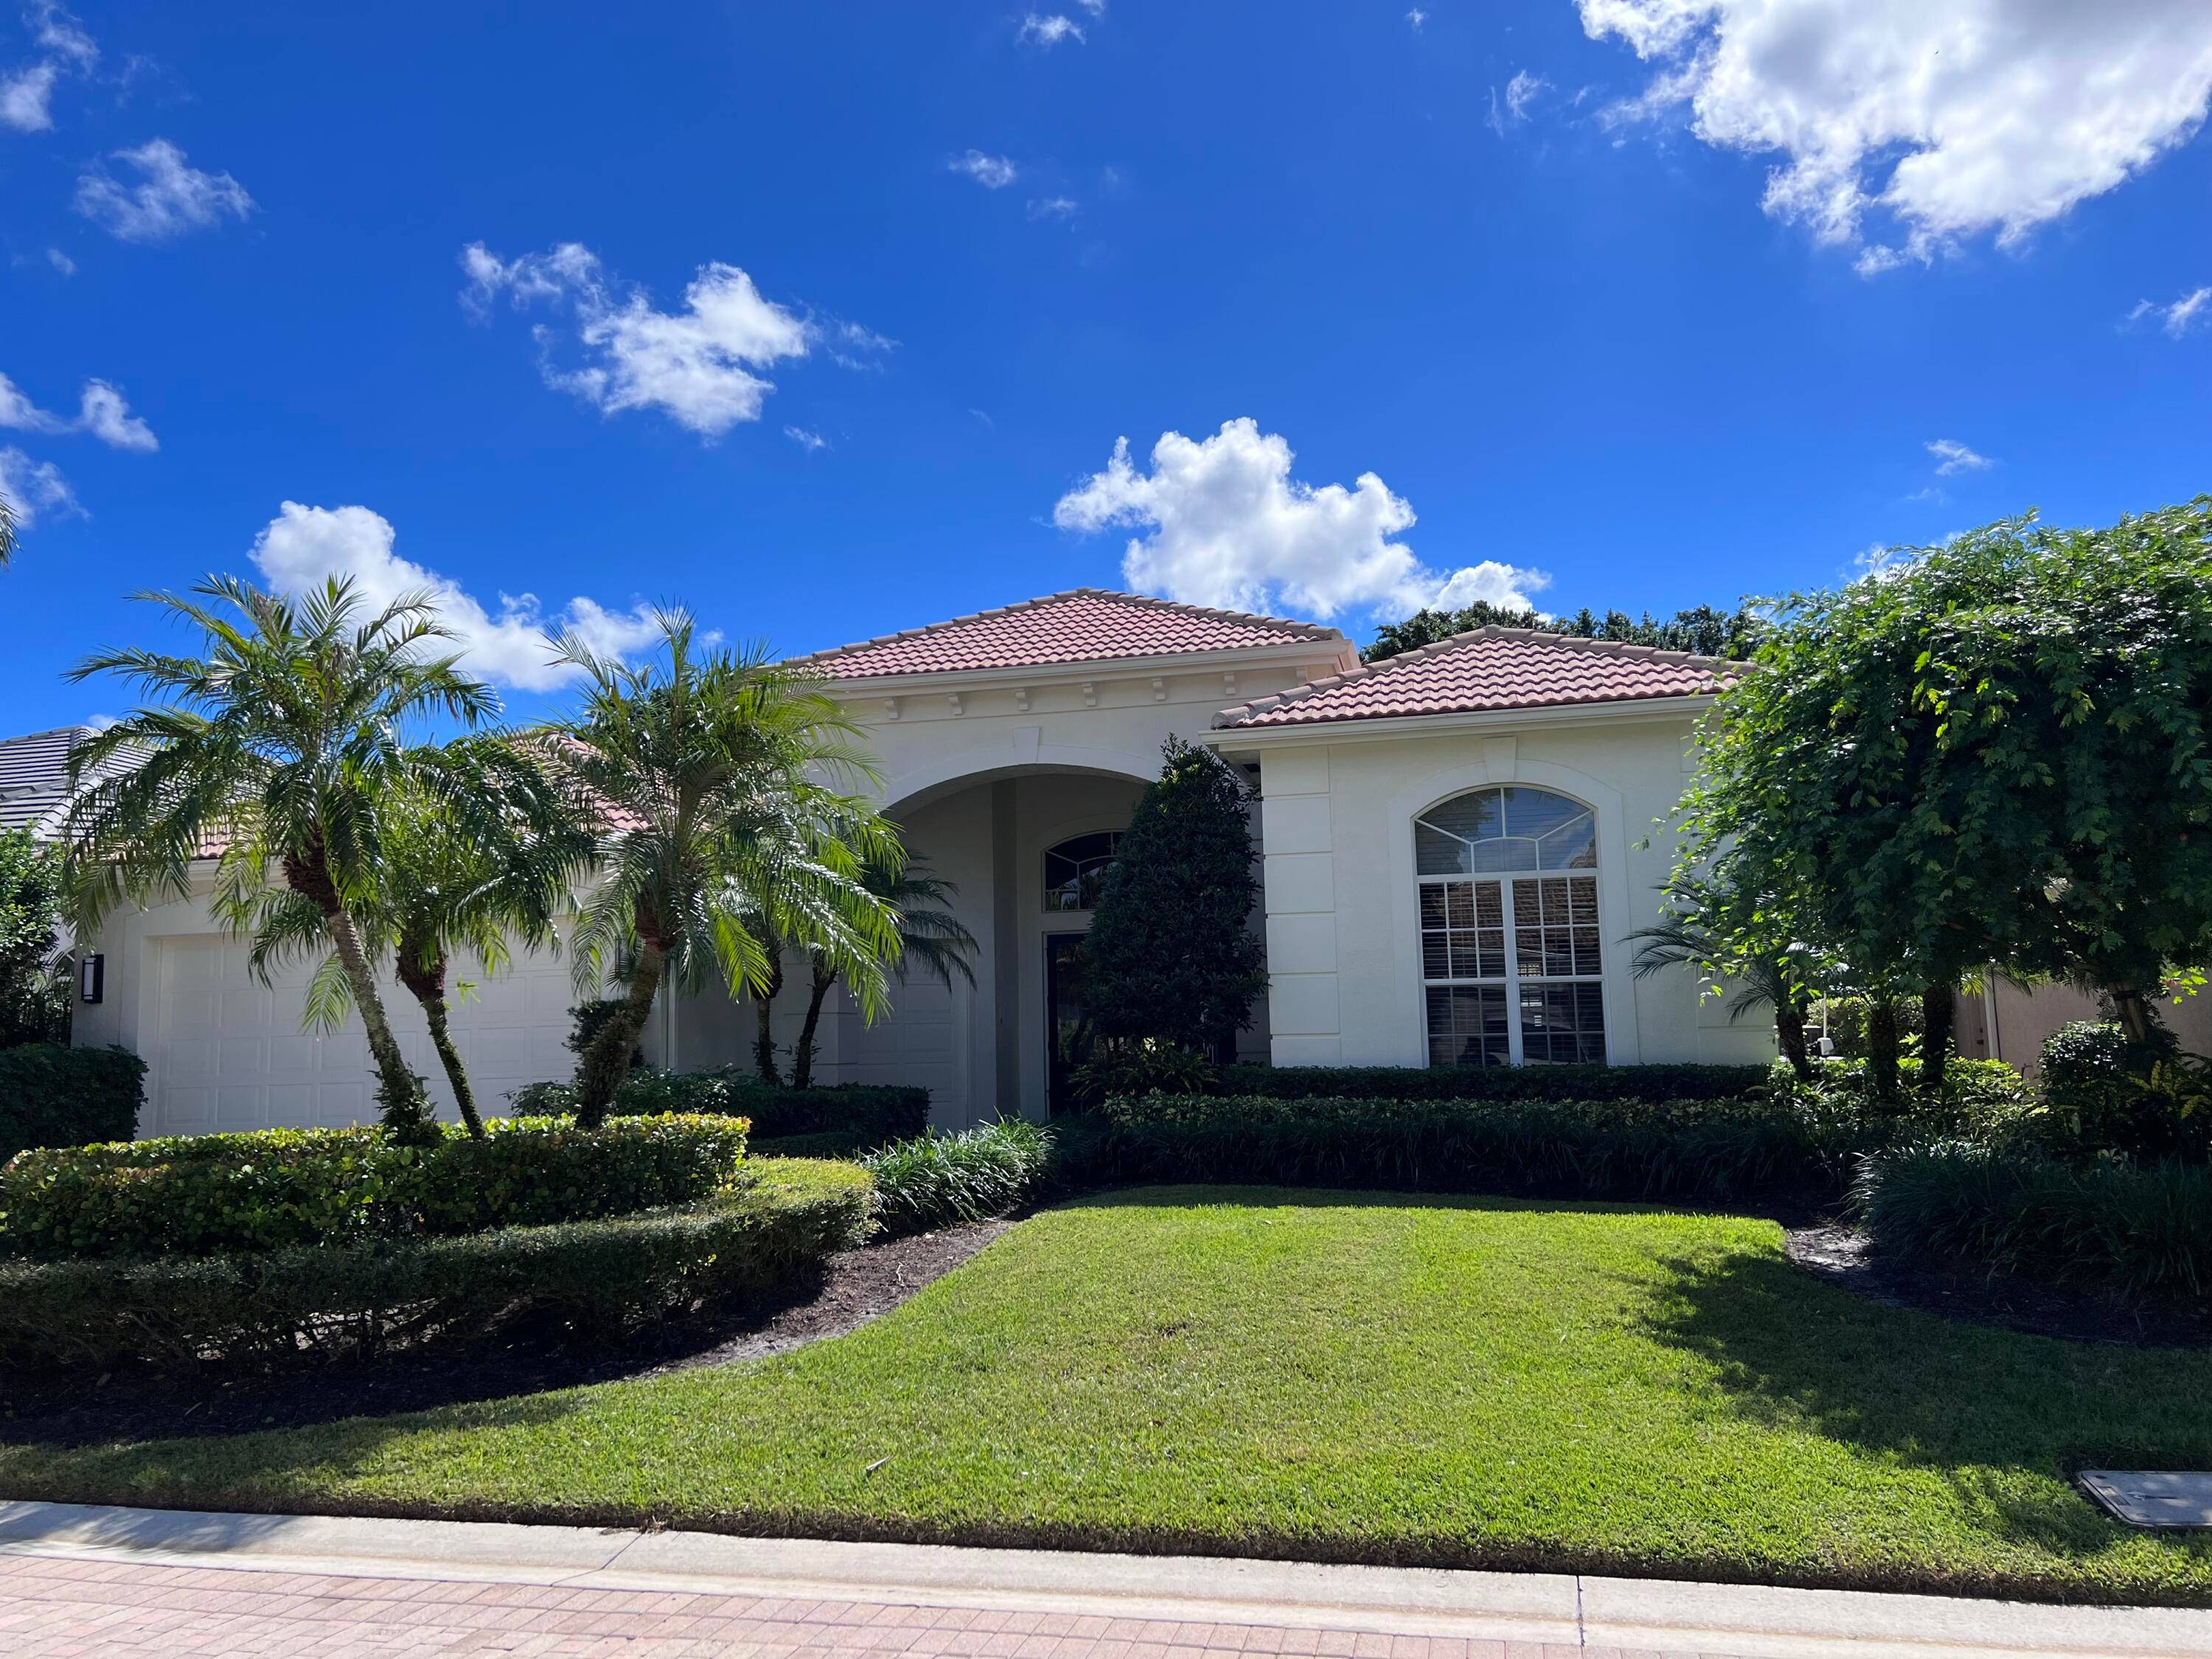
[4, 1188, 2211, 1603]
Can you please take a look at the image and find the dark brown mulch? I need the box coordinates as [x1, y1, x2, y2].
[1784, 1222, 2212, 1349]
[0, 1219, 1015, 1450]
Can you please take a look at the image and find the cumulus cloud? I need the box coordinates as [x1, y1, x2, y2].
[1579, 0, 2212, 271]
[248, 501, 663, 692]
[74, 139, 254, 242]
[1018, 13, 1085, 46]
[947, 150, 1018, 188]
[0, 371, 156, 451]
[0, 61, 54, 129]
[461, 241, 866, 439]
[0, 446, 77, 524]
[0, 3, 95, 133]
[1051, 418, 1550, 622]
[1926, 437, 1992, 476]
[1407, 9, 1428, 30]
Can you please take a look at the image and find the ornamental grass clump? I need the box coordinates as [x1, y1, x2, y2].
[862, 1118, 1054, 1238]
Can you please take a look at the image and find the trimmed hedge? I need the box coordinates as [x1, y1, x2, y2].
[1855, 1144, 2212, 1302]
[0, 1113, 750, 1261]
[1102, 1091, 1839, 1202]
[0, 1044, 144, 1165]
[514, 1068, 930, 1146]
[0, 1158, 874, 1371]
[863, 1119, 1054, 1238]
[1212, 1060, 1772, 1105]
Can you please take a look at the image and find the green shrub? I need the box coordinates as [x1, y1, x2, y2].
[1770, 1055, 2035, 1135]
[1855, 1144, 2212, 1302]
[0, 1113, 749, 1260]
[513, 1068, 930, 1146]
[2038, 1020, 2205, 1161]
[0, 1158, 874, 1371]
[1103, 1092, 1835, 1202]
[0, 1044, 144, 1164]
[1066, 1040, 1219, 1110]
[862, 1119, 1055, 1238]
[1211, 1060, 1772, 1105]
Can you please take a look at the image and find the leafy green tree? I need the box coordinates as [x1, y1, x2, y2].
[0, 830, 69, 1046]
[63, 577, 498, 1139]
[1367, 599, 1765, 664]
[251, 744, 585, 1138]
[788, 852, 978, 1090]
[1678, 499, 2212, 1060]
[545, 611, 900, 1127]
[1085, 736, 1265, 1057]
[1624, 872, 1835, 1079]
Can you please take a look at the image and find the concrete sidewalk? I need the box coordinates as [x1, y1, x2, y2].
[0, 1501, 2206, 1659]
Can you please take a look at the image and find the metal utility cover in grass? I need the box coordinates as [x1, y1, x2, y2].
[2078, 1471, 2212, 1528]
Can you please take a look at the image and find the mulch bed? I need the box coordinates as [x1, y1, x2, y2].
[0, 1219, 1015, 1450]
[1785, 1222, 2212, 1349]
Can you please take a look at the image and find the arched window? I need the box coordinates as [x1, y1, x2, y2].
[1414, 787, 1606, 1066]
[1043, 831, 1121, 912]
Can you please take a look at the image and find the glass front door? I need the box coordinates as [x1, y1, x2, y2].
[1046, 933, 1091, 1115]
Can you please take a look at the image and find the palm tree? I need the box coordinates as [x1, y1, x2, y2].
[1627, 874, 1823, 1080]
[545, 611, 901, 1128]
[251, 741, 587, 1138]
[0, 488, 15, 569]
[788, 852, 977, 1090]
[63, 575, 499, 1139]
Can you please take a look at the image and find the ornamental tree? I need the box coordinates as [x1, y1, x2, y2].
[1677, 498, 2212, 1049]
[1085, 736, 1266, 1057]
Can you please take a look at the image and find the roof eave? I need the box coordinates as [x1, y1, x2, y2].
[1201, 692, 1720, 748]
[815, 636, 1360, 696]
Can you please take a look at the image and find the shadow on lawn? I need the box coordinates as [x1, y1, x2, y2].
[1641, 1242, 2212, 1557]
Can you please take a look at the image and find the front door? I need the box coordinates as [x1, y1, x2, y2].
[1045, 933, 1091, 1115]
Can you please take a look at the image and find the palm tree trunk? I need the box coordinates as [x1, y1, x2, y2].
[1773, 995, 1814, 1081]
[1919, 985, 1955, 1095]
[791, 964, 836, 1091]
[577, 938, 664, 1130]
[324, 903, 435, 1139]
[753, 949, 785, 1085]
[398, 953, 485, 1140]
[1865, 998, 1901, 1101]
[2106, 984, 2156, 1046]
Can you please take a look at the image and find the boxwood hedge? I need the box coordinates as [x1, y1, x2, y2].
[0, 1158, 874, 1371]
[513, 1068, 930, 1146]
[1212, 1060, 1771, 1105]
[0, 1113, 751, 1260]
[0, 1044, 145, 1165]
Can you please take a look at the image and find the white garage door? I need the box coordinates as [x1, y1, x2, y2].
[841, 972, 970, 1127]
[147, 935, 578, 1137]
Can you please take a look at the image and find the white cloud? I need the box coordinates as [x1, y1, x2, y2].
[30, 3, 96, 69]
[0, 60, 53, 129]
[1407, 9, 1428, 30]
[462, 241, 836, 439]
[1051, 418, 1551, 622]
[0, 446, 76, 524]
[1018, 13, 1085, 47]
[74, 139, 254, 243]
[784, 425, 827, 452]
[1505, 70, 1548, 120]
[44, 246, 73, 275]
[2132, 285, 2212, 336]
[1927, 437, 1992, 476]
[1579, 0, 2212, 271]
[248, 501, 662, 692]
[0, 371, 156, 450]
[1026, 195, 1079, 222]
[1075, 0, 1106, 13]
[947, 150, 1018, 189]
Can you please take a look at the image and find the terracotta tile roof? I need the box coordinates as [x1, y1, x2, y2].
[1214, 627, 1739, 730]
[787, 589, 1347, 679]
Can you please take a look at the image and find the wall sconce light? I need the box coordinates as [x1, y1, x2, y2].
[78, 953, 104, 1005]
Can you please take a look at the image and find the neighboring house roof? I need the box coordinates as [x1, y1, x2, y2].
[0, 726, 102, 836]
[1214, 627, 1738, 730]
[787, 588, 1349, 679]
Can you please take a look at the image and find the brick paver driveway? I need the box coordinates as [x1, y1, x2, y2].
[0, 1551, 1699, 1659]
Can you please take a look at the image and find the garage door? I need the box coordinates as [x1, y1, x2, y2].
[841, 971, 970, 1127]
[147, 935, 577, 1137]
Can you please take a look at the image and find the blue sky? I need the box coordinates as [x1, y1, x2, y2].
[4, 0, 2210, 731]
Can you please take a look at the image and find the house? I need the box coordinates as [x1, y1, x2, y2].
[0, 726, 105, 838]
[60, 588, 2182, 1135]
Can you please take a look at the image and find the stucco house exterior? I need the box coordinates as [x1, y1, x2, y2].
[68, 589, 1801, 1135]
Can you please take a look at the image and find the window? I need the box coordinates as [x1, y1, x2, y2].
[1415, 787, 1605, 1065]
[1043, 831, 1122, 912]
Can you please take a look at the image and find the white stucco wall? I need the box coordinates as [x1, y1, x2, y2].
[1233, 708, 1774, 1071]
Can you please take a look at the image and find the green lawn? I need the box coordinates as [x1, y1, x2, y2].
[5, 1187, 2211, 1603]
